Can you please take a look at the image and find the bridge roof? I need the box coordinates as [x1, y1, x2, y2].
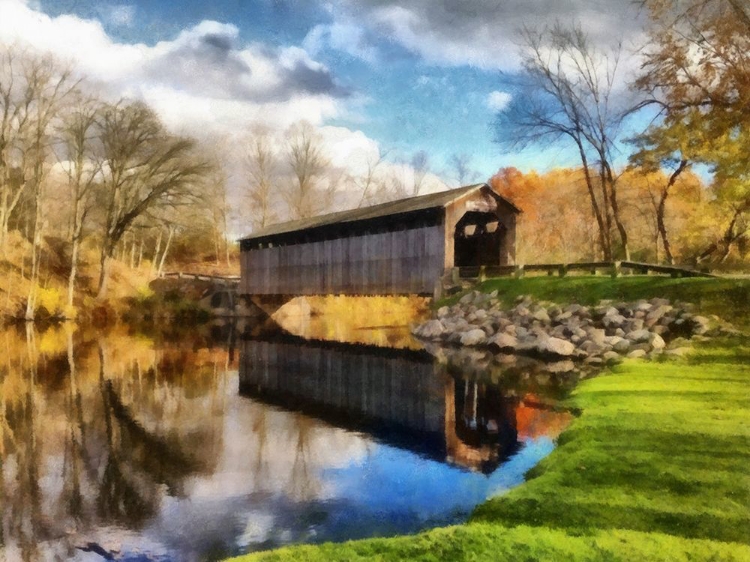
[240, 183, 520, 242]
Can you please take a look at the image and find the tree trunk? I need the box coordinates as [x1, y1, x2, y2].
[150, 229, 163, 277]
[97, 247, 112, 300]
[157, 226, 174, 277]
[576, 143, 611, 260]
[137, 237, 144, 269]
[67, 236, 80, 308]
[609, 184, 630, 261]
[657, 160, 689, 265]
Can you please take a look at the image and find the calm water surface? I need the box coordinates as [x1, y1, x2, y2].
[0, 318, 574, 562]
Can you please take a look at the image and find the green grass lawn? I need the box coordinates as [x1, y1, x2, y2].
[228, 277, 750, 562]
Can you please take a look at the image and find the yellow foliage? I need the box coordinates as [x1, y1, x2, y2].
[37, 326, 68, 355]
[35, 286, 66, 317]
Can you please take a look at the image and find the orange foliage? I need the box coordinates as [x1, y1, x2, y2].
[489, 166, 713, 264]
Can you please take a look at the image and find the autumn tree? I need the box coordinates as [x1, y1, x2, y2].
[494, 24, 636, 260]
[628, 121, 698, 263]
[490, 167, 599, 263]
[97, 101, 211, 297]
[636, 0, 750, 262]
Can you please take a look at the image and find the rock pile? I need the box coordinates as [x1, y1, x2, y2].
[412, 291, 732, 366]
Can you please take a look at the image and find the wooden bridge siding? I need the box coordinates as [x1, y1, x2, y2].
[240, 224, 445, 295]
[239, 339, 446, 434]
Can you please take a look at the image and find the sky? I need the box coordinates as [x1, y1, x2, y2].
[0, 0, 649, 186]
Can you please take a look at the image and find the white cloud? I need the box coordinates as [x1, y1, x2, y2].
[486, 91, 512, 112]
[0, 0, 349, 135]
[322, 0, 646, 72]
[106, 4, 136, 27]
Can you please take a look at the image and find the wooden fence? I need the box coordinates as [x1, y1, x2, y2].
[160, 272, 240, 285]
[456, 260, 718, 280]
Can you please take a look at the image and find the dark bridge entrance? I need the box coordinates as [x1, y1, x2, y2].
[454, 210, 506, 268]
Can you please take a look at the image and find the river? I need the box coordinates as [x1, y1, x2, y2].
[0, 315, 574, 561]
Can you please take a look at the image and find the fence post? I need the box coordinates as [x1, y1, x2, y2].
[558, 264, 568, 277]
[451, 267, 460, 284]
[479, 265, 487, 282]
[514, 265, 525, 279]
[610, 261, 622, 278]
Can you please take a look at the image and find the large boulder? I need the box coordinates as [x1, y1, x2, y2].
[645, 304, 673, 327]
[626, 329, 652, 343]
[488, 333, 518, 352]
[414, 319, 445, 339]
[460, 328, 487, 346]
[536, 336, 577, 358]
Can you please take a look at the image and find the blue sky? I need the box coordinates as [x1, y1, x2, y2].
[6, 0, 647, 183]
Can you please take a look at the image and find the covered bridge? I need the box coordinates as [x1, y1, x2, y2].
[239, 183, 520, 297]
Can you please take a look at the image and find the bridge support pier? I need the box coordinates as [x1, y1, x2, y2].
[239, 295, 292, 319]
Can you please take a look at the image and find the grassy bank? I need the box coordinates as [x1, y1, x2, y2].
[228, 276, 750, 562]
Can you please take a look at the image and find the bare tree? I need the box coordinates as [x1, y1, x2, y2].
[410, 150, 429, 196]
[494, 24, 635, 260]
[355, 150, 389, 208]
[244, 129, 278, 230]
[450, 153, 478, 186]
[284, 121, 332, 219]
[97, 100, 211, 298]
[56, 95, 103, 306]
[18, 54, 77, 318]
[0, 46, 76, 251]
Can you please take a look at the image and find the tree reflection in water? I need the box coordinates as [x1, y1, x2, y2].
[0, 321, 573, 561]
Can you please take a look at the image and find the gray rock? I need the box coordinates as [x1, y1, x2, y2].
[415, 319, 445, 339]
[613, 338, 631, 353]
[626, 349, 648, 359]
[602, 351, 622, 365]
[646, 304, 673, 327]
[579, 340, 607, 354]
[459, 292, 475, 305]
[532, 309, 551, 323]
[437, 306, 450, 318]
[650, 333, 666, 350]
[488, 333, 518, 351]
[554, 310, 573, 323]
[537, 337, 577, 357]
[626, 329, 651, 343]
[691, 316, 711, 335]
[665, 347, 691, 357]
[460, 328, 487, 346]
[603, 313, 626, 327]
[587, 328, 607, 344]
[546, 360, 576, 373]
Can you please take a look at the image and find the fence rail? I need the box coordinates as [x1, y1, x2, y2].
[161, 272, 240, 284]
[457, 260, 717, 280]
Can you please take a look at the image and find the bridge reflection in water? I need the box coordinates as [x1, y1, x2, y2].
[239, 333, 546, 474]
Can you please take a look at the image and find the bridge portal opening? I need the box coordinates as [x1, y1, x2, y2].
[454, 211, 506, 268]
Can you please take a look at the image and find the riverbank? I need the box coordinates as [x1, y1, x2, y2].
[228, 277, 750, 561]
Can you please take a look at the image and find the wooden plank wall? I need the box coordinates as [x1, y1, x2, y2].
[238, 339, 446, 436]
[240, 224, 445, 295]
